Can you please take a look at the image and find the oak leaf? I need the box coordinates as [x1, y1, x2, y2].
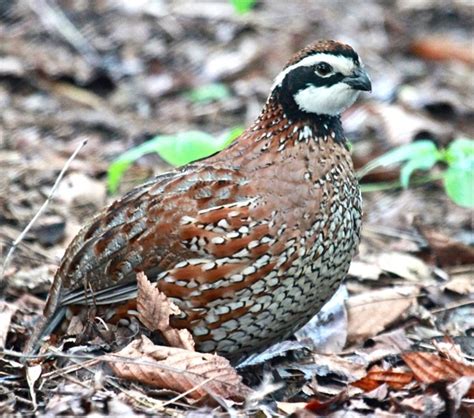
[107, 335, 250, 403]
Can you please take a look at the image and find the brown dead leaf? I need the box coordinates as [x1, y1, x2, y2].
[352, 365, 414, 391]
[107, 335, 249, 403]
[346, 286, 419, 343]
[415, 223, 474, 267]
[402, 352, 474, 386]
[410, 37, 474, 65]
[0, 301, 17, 348]
[136, 271, 195, 351]
[304, 391, 347, 414]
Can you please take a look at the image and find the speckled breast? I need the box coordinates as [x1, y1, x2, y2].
[169, 155, 362, 360]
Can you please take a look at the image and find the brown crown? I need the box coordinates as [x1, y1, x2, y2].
[285, 40, 357, 68]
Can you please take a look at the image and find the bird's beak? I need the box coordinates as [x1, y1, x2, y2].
[344, 68, 372, 92]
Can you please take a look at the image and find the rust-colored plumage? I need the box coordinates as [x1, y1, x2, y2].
[26, 40, 369, 361]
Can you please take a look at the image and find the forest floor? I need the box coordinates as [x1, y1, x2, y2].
[0, 0, 473, 416]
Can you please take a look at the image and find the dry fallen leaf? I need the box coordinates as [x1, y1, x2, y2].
[352, 365, 414, 391]
[310, 353, 368, 382]
[377, 252, 431, 282]
[415, 223, 474, 267]
[107, 335, 250, 403]
[346, 286, 419, 343]
[277, 401, 307, 415]
[410, 37, 474, 65]
[402, 352, 474, 386]
[398, 392, 445, 416]
[136, 271, 195, 351]
[295, 285, 348, 354]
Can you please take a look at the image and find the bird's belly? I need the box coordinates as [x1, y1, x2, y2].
[191, 185, 362, 359]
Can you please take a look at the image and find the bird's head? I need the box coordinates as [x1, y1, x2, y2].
[272, 40, 371, 118]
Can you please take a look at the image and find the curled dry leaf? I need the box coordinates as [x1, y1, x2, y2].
[107, 335, 250, 403]
[402, 352, 474, 387]
[346, 286, 419, 343]
[136, 271, 195, 351]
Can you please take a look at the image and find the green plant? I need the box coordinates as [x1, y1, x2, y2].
[186, 83, 231, 104]
[229, 0, 256, 14]
[107, 127, 244, 194]
[358, 137, 474, 207]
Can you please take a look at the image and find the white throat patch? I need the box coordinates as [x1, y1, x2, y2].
[294, 84, 360, 116]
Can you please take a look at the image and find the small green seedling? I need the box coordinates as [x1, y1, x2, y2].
[107, 127, 243, 194]
[229, 0, 257, 14]
[358, 137, 474, 207]
[186, 83, 231, 104]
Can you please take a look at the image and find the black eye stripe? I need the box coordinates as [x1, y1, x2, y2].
[283, 66, 345, 90]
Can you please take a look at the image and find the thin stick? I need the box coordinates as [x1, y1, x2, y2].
[0, 139, 88, 289]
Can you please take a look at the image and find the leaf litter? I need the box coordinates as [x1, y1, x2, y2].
[0, 0, 473, 416]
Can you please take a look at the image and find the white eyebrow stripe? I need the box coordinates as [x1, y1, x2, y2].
[271, 53, 356, 90]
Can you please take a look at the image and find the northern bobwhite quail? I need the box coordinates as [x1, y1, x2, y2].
[26, 40, 371, 361]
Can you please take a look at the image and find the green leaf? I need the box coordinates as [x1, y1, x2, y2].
[444, 166, 474, 207]
[186, 83, 231, 103]
[230, 0, 256, 14]
[107, 129, 243, 194]
[217, 126, 244, 148]
[442, 137, 474, 207]
[400, 153, 439, 188]
[444, 137, 474, 168]
[358, 140, 441, 179]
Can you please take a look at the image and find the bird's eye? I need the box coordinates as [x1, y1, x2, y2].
[315, 62, 333, 77]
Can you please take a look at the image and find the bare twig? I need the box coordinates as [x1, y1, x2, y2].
[0, 139, 88, 291]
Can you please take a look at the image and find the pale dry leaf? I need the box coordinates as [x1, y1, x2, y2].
[377, 252, 431, 282]
[107, 335, 250, 403]
[447, 377, 473, 411]
[296, 285, 348, 354]
[356, 329, 413, 364]
[311, 353, 368, 382]
[443, 276, 474, 295]
[346, 286, 419, 343]
[372, 102, 450, 148]
[136, 271, 195, 351]
[277, 402, 307, 415]
[0, 301, 17, 348]
[399, 393, 444, 416]
[348, 260, 382, 280]
[55, 172, 106, 209]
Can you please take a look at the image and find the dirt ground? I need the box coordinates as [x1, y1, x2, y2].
[0, 0, 473, 416]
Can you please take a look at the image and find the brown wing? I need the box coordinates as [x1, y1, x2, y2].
[42, 165, 258, 315]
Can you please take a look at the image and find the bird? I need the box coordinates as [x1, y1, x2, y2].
[25, 40, 371, 362]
